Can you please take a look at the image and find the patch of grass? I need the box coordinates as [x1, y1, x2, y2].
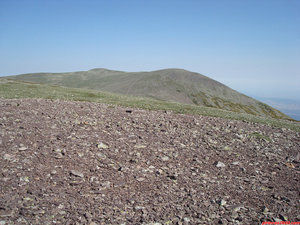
[249, 132, 272, 141]
[1, 78, 299, 131]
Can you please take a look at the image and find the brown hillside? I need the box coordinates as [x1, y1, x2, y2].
[0, 99, 299, 224]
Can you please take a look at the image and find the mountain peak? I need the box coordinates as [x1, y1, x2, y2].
[88, 68, 112, 72]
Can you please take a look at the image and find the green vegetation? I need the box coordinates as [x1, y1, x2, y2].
[7, 68, 291, 120]
[1, 78, 299, 131]
[249, 132, 272, 141]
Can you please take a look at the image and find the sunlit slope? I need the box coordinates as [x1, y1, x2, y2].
[1, 78, 298, 130]
[8, 68, 290, 120]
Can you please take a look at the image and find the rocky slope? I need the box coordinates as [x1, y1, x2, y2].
[0, 99, 299, 225]
[7, 68, 290, 120]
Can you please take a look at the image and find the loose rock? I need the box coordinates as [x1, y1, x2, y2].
[70, 170, 84, 178]
[215, 161, 226, 168]
[0, 99, 299, 224]
[97, 142, 109, 149]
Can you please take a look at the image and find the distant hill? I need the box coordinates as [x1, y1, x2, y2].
[7, 68, 291, 120]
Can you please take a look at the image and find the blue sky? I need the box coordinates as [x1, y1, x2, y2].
[1, 0, 299, 100]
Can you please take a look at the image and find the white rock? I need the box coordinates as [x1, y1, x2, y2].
[184, 217, 191, 222]
[70, 170, 84, 178]
[161, 156, 169, 161]
[220, 199, 227, 206]
[19, 146, 28, 151]
[97, 142, 109, 149]
[216, 161, 226, 168]
[3, 154, 15, 161]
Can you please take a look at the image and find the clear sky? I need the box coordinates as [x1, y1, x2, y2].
[1, 0, 299, 100]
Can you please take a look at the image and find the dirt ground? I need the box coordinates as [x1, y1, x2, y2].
[0, 99, 299, 225]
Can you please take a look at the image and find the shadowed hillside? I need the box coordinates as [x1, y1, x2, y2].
[7, 68, 290, 120]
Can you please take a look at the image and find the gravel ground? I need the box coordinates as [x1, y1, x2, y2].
[0, 99, 299, 225]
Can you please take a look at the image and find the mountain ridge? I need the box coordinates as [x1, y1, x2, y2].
[7, 68, 291, 120]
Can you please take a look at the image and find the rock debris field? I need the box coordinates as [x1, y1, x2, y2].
[0, 99, 299, 225]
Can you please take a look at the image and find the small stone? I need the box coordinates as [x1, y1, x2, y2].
[183, 217, 191, 222]
[296, 152, 300, 162]
[236, 216, 243, 222]
[50, 170, 57, 175]
[167, 175, 177, 180]
[280, 196, 290, 202]
[97, 142, 109, 149]
[90, 176, 96, 182]
[19, 146, 28, 151]
[77, 152, 84, 157]
[219, 199, 227, 206]
[210, 213, 217, 219]
[218, 219, 225, 224]
[161, 156, 169, 161]
[262, 206, 269, 214]
[223, 146, 231, 151]
[274, 218, 282, 222]
[156, 169, 163, 175]
[58, 210, 66, 215]
[215, 161, 226, 168]
[232, 162, 239, 165]
[137, 177, 145, 182]
[208, 139, 217, 144]
[35, 209, 45, 214]
[20, 176, 29, 182]
[3, 154, 15, 161]
[129, 159, 137, 163]
[231, 211, 238, 219]
[134, 145, 146, 149]
[70, 170, 84, 178]
[279, 214, 288, 221]
[232, 205, 243, 212]
[89, 222, 97, 225]
[101, 181, 110, 188]
[96, 152, 107, 159]
[272, 194, 280, 200]
[55, 152, 64, 159]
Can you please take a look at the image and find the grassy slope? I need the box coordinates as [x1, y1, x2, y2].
[1, 78, 299, 131]
[7, 68, 290, 120]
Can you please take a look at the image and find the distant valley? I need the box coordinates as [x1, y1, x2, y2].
[254, 97, 300, 121]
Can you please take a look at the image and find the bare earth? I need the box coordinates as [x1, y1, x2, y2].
[0, 99, 299, 225]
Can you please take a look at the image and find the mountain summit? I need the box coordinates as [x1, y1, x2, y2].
[8, 68, 290, 120]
